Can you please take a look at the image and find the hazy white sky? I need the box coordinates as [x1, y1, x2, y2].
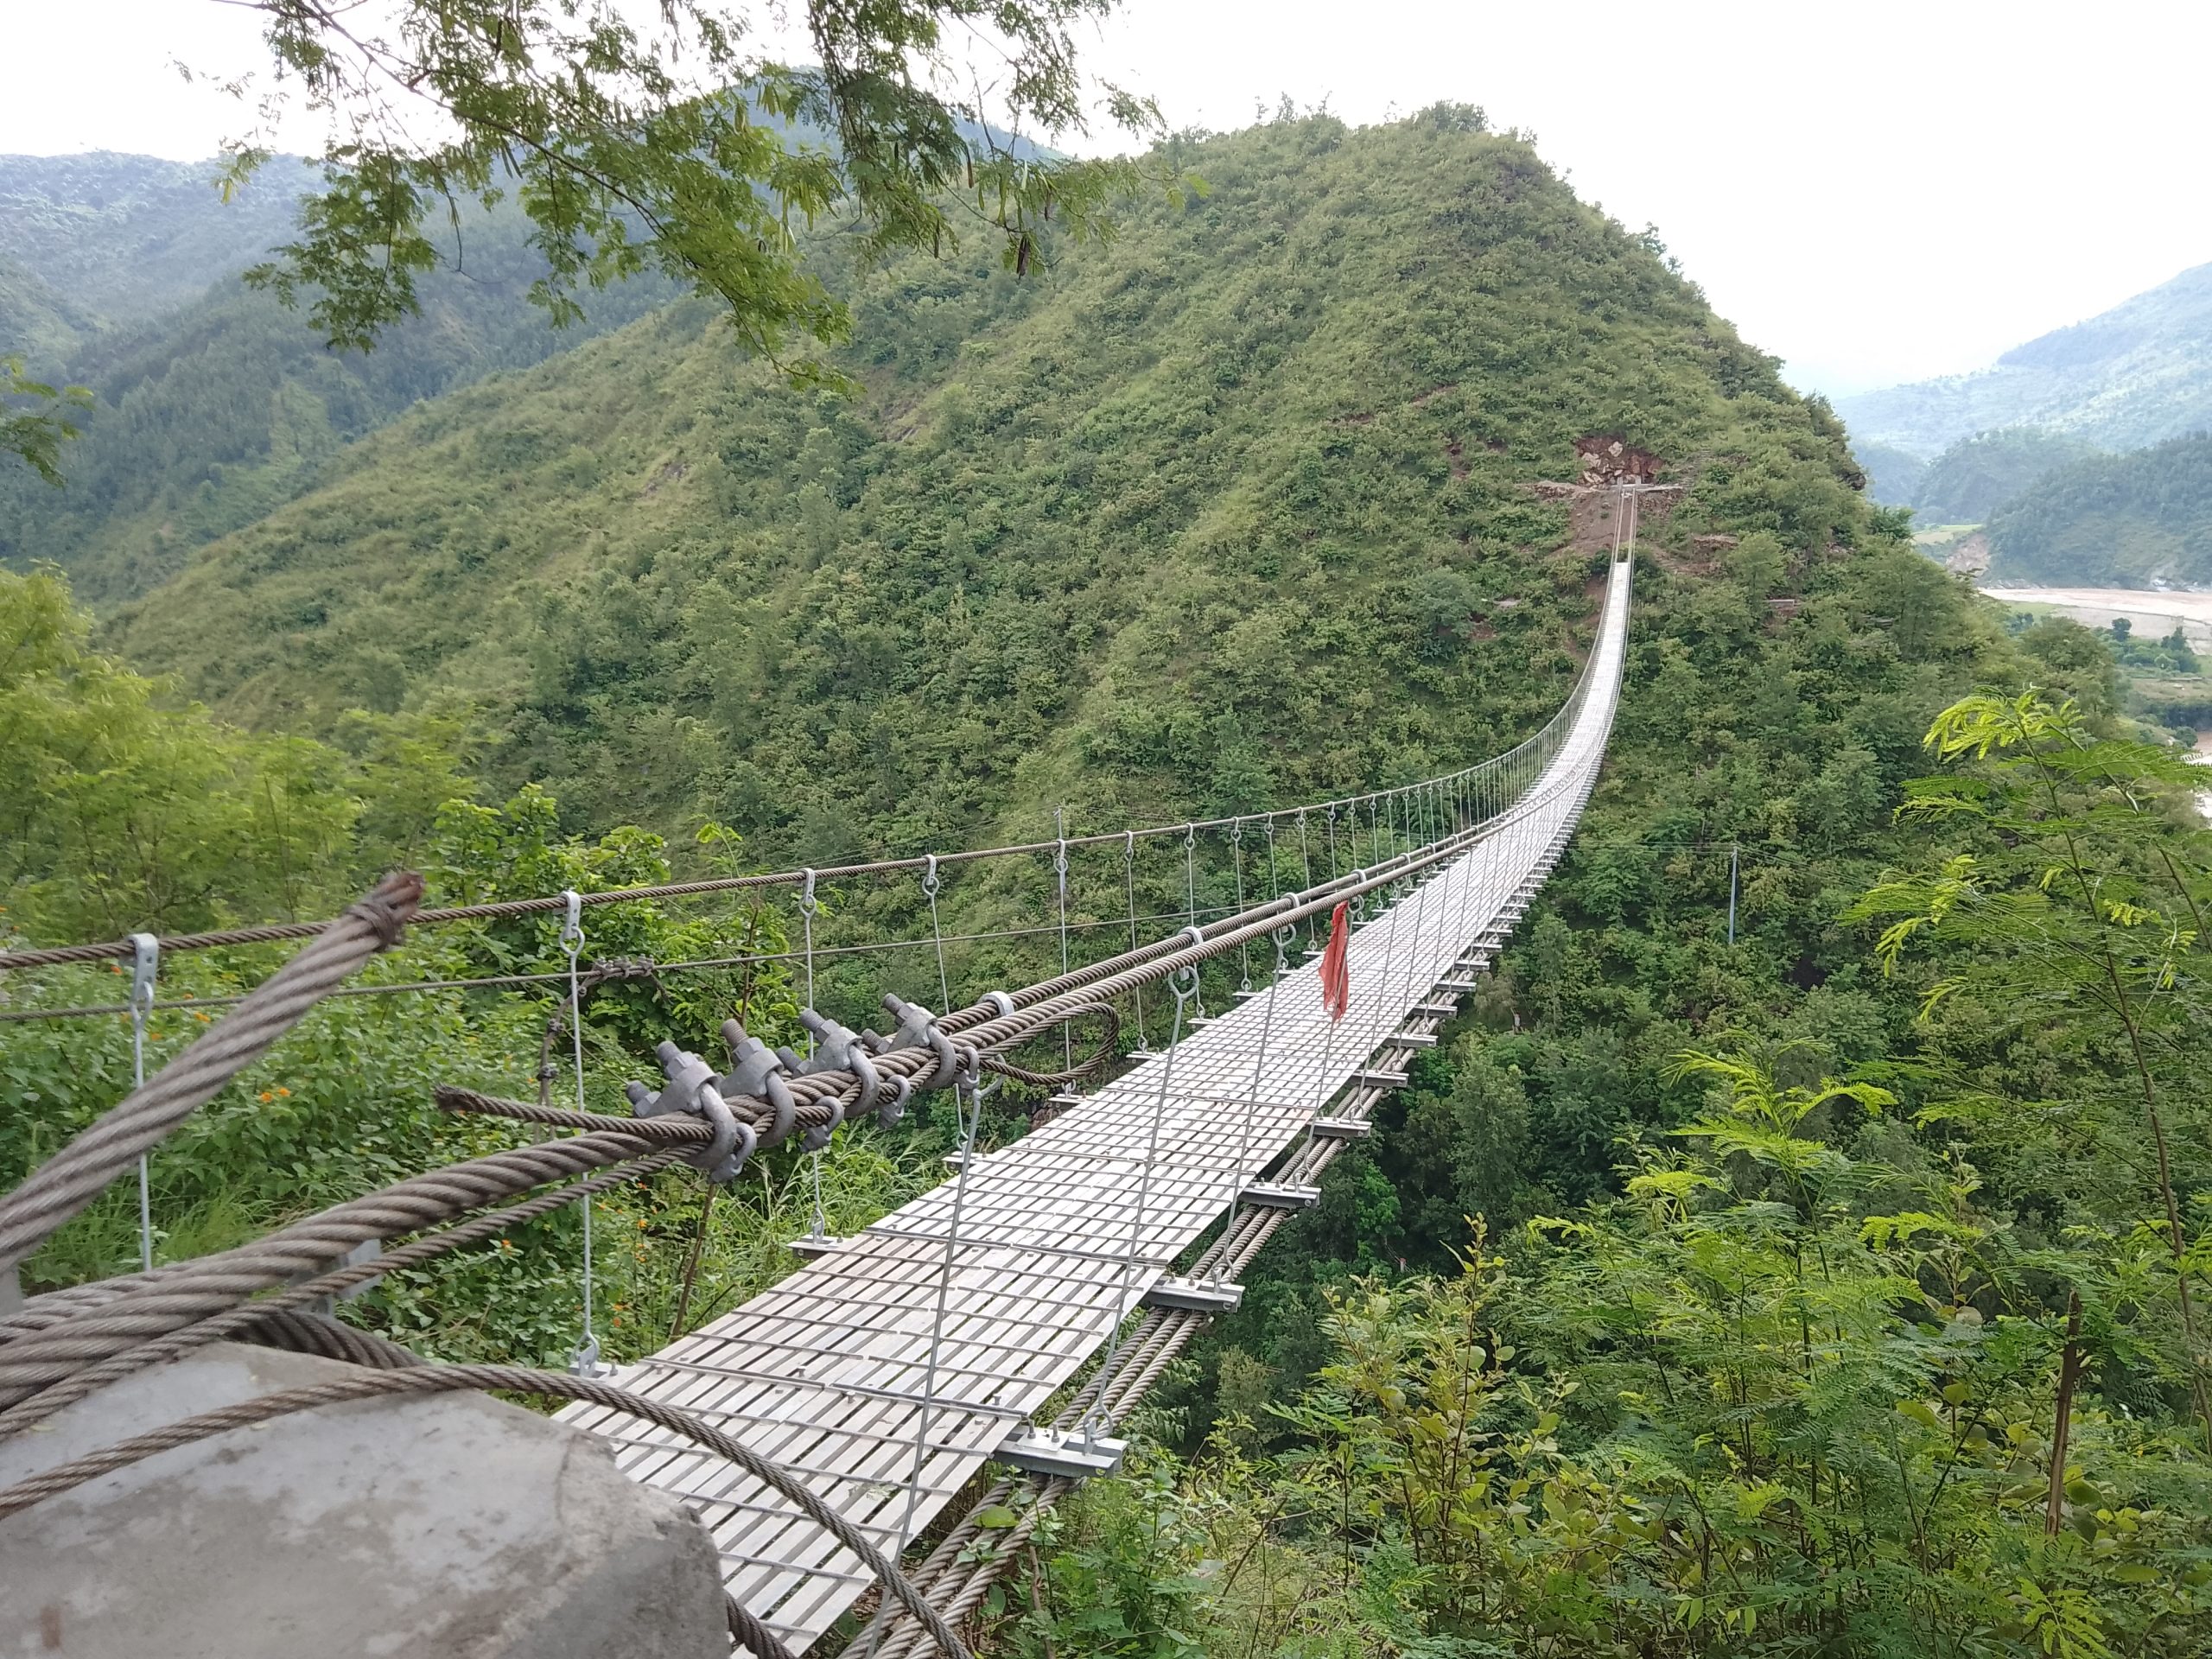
[5, 0, 2207, 394]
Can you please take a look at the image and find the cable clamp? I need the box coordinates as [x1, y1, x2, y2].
[785, 1009, 882, 1145]
[128, 932, 159, 1017]
[870, 994, 961, 1092]
[559, 888, 583, 956]
[626, 1040, 752, 1182]
[714, 1020, 798, 1147]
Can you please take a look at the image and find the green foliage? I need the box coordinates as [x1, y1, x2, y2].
[1986, 430, 2212, 586]
[1022, 1057, 2212, 1658]
[2105, 617, 2198, 675]
[226, 1, 1177, 365]
[1910, 427, 2103, 525]
[1, 353, 91, 486]
[0, 565, 371, 935]
[1849, 690, 2212, 1433]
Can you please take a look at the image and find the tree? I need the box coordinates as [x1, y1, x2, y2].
[214, 0, 1180, 369]
[1, 356, 92, 486]
[1851, 690, 2212, 1440]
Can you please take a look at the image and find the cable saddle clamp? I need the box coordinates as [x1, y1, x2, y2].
[713, 1020, 798, 1148]
[626, 1039, 755, 1183]
[784, 1007, 903, 1139]
[864, 994, 961, 1095]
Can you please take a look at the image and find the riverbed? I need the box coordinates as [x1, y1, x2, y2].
[1979, 584, 2212, 649]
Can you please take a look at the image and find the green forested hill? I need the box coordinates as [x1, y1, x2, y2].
[108, 109, 1863, 865]
[0, 250, 98, 367]
[1986, 429, 2212, 583]
[0, 200, 674, 607]
[1856, 425, 2103, 524]
[1910, 425, 2104, 523]
[0, 151, 318, 327]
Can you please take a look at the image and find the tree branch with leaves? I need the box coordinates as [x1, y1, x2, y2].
[1, 356, 92, 486]
[1851, 689, 2212, 1443]
[207, 0, 1188, 375]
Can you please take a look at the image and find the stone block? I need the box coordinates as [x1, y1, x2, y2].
[0, 1341, 726, 1659]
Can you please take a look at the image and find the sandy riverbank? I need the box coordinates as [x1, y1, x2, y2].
[1980, 584, 2212, 648]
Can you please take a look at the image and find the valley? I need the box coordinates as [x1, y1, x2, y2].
[3, 42, 2211, 1659]
[1978, 580, 2212, 645]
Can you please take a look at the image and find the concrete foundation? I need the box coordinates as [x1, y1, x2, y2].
[0, 1342, 726, 1659]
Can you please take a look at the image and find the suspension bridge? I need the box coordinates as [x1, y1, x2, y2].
[0, 505, 1638, 1657]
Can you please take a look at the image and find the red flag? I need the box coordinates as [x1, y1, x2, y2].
[1319, 901, 1351, 1023]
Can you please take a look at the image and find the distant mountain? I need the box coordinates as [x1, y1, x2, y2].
[0, 153, 673, 606]
[1838, 263, 2212, 456]
[0, 151, 320, 328]
[1854, 441, 1925, 509]
[1985, 432, 2212, 586]
[1912, 428, 2104, 524]
[0, 250, 98, 368]
[1852, 425, 2103, 532]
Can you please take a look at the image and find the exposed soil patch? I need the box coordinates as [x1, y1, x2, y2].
[1574, 434, 1665, 484]
[1946, 531, 1992, 575]
[1556, 480, 1678, 559]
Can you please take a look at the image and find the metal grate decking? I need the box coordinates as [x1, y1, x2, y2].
[558, 563, 1632, 1654]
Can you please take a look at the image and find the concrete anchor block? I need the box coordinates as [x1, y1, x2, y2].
[0, 1341, 726, 1659]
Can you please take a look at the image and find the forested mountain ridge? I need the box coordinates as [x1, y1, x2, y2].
[0, 153, 674, 607]
[1839, 259, 2212, 455]
[1859, 423, 2106, 525]
[0, 214, 673, 606]
[1986, 429, 2212, 584]
[105, 110, 1865, 868]
[0, 150, 319, 331]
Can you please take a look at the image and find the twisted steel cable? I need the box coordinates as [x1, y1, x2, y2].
[0, 1363, 970, 1659]
[0, 1259, 201, 1343]
[0, 874, 423, 1281]
[727, 1593, 799, 1659]
[0, 1155, 688, 1438]
[0, 1130, 676, 1408]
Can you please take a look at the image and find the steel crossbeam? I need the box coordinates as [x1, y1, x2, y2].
[557, 562, 1632, 1656]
